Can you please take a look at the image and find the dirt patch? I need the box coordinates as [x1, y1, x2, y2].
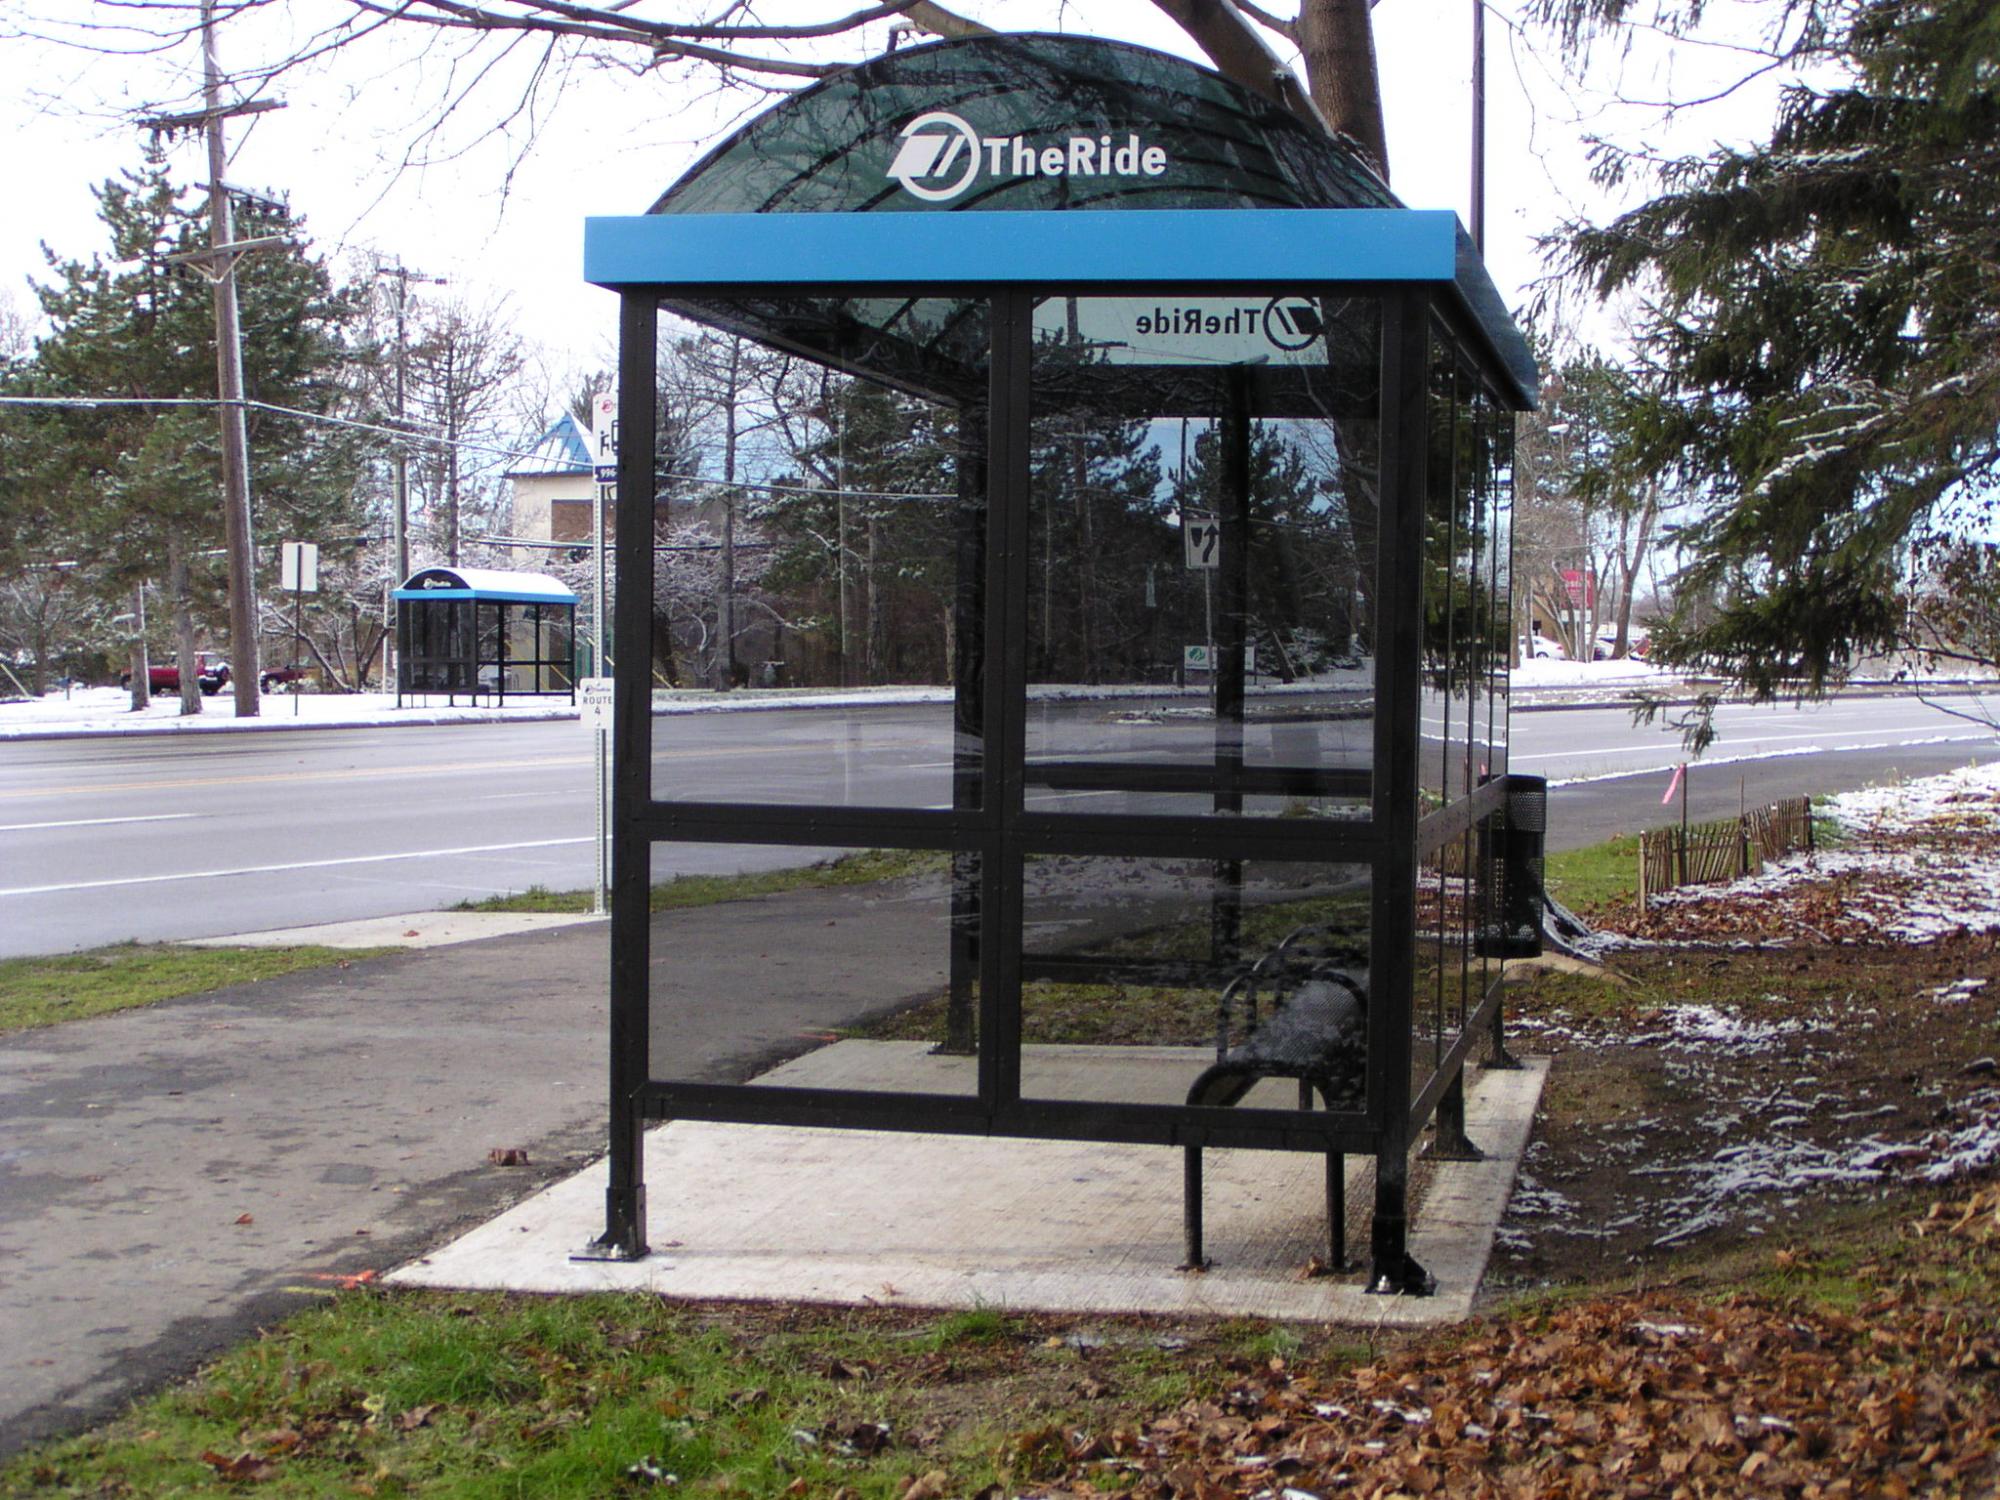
[1489, 936, 2000, 1289]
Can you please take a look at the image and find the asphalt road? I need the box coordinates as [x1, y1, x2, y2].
[1, 692, 1996, 957]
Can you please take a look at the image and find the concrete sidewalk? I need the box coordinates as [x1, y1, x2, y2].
[394, 1044, 1545, 1326]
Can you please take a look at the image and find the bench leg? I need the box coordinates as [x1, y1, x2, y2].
[1182, 1146, 1207, 1270]
[1484, 989, 1521, 1070]
[1325, 1150, 1349, 1271]
[1427, 1069, 1484, 1161]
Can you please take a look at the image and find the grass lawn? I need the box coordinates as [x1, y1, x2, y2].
[458, 848, 946, 916]
[0, 944, 394, 1035]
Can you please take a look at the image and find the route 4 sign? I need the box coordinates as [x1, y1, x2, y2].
[1183, 514, 1220, 569]
[578, 676, 614, 730]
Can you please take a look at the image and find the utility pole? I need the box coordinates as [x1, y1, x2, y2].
[1470, 0, 1487, 254]
[202, 0, 261, 716]
[374, 262, 446, 587]
[373, 261, 444, 694]
[140, 6, 289, 715]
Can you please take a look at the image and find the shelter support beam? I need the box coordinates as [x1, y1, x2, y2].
[945, 405, 987, 1055]
[582, 291, 660, 1262]
[1366, 290, 1434, 1296]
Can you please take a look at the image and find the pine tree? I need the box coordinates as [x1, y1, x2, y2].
[27, 157, 366, 708]
[1556, 0, 2000, 695]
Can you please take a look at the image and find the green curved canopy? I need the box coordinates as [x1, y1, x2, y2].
[653, 33, 1396, 219]
[607, 34, 1533, 410]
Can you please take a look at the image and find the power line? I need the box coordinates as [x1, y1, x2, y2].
[0, 394, 959, 502]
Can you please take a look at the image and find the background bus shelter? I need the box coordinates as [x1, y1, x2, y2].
[393, 566, 578, 707]
[584, 35, 1539, 1294]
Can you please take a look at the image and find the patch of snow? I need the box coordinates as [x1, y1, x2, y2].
[1925, 978, 1989, 1005]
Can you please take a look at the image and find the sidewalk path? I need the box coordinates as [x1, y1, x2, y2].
[0, 885, 948, 1459]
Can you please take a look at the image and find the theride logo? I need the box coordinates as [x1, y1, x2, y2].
[887, 110, 1170, 202]
[1264, 298, 1324, 351]
[1131, 298, 1328, 353]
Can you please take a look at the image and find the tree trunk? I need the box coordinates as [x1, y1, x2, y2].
[865, 507, 882, 684]
[715, 338, 742, 691]
[167, 531, 202, 717]
[128, 583, 151, 711]
[1612, 483, 1660, 657]
[1296, 0, 1390, 179]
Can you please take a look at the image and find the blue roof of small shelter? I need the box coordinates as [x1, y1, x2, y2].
[393, 566, 578, 605]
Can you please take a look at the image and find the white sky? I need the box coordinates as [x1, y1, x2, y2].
[0, 0, 1794, 400]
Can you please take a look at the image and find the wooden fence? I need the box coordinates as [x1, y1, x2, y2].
[1638, 796, 1815, 909]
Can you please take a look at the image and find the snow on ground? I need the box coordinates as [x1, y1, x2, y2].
[1826, 758, 2000, 835]
[0, 657, 1610, 741]
[1636, 761, 2000, 945]
[1503, 761, 2000, 1255]
[0, 684, 577, 737]
[1509, 656, 1668, 689]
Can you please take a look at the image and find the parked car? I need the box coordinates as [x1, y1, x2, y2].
[1591, 629, 1653, 661]
[259, 662, 310, 692]
[1527, 634, 1566, 660]
[121, 653, 229, 695]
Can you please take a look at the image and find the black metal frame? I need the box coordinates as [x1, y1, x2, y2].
[588, 277, 1525, 1294]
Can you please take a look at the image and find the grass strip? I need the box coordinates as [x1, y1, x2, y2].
[0, 944, 395, 1035]
[5, 1292, 1237, 1499]
[457, 847, 946, 916]
[1543, 832, 1643, 912]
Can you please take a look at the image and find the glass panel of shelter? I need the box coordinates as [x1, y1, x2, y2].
[646, 298, 990, 812]
[642, 294, 993, 1094]
[1412, 321, 1510, 1091]
[1022, 293, 1381, 821]
[1016, 291, 1382, 1112]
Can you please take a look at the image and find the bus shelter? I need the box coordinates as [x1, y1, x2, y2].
[393, 566, 578, 706]
[584, 34, 1542, 1294]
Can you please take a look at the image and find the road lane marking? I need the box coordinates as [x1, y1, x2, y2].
[0, 813, 199, 832]
[0, 836, 593, 898]
[0, 755, 594, 802]
[1534, 731, 1996, 784]
[1511, 725, 1994, 764]
[0, 739, 850, 803]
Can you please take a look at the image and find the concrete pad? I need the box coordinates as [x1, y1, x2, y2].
[182, 910, 605, 950]
[392, 1046, 1546, 1325]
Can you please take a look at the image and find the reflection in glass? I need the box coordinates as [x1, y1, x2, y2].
[646, 843, 977, 1096]
[645, 301, 989, 808]
[1024, 295, 1380, 821]
[1017, 855, 1371, 1108]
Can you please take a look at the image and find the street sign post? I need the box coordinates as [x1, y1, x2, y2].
[279, 541, 319, 717]
[279, 541, 319, 594]
[585, 397, 618, 919]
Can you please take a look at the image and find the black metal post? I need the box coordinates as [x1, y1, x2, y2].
[945, 404, 987, 1055]
[1211, 369, 1252, 973]
[581, 290, 659, 1261]
[980, 291, 1033, 1114]
[1367, 291, 1435, 1296]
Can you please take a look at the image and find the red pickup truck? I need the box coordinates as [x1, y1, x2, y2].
[121, 653, 230, 695]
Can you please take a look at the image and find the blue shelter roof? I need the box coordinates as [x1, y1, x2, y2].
[392, 567, 578, 606]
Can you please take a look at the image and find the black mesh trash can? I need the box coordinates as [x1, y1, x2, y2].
[1493, 774, 1547, 958]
